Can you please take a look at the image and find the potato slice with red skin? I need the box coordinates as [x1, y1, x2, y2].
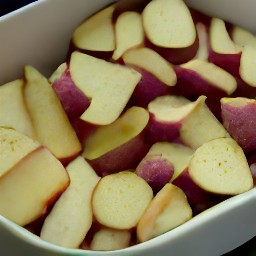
[52, 68, 90, 119]
[148, 142, 194, 181]
[135, 155, 174, 193]
[123, 47, 177, 87]
[188, 138, 253, 195]
[86, 134, 150, 177]
[70, 51, 141, 125]
[209, 18, 241, 55]
[90, 228, 131, 251]
[82, 106, 150, 176]
[208, 50, 241, 79]
[221, 97, 256, 153]
[137, 183, 192, 242]
[92, 171, 153, 229]
[24, 65, 82, 165]
[172, 168, 228, 214]
[143, 0, 196, 48]
[135, 142, 194, 192]
[142, 0, 198, 65]
[146, 95, 192, 144]
[128, 69, 172, 108]
[144, 37, 199, 65]
[208, 23, 256, 98]
[175, 59, 237, 118]
[231, 26, 256, 88]
[49, 63, 99, 143]
[123, 47, 176, 107]
[51, 66, 96, 142]
[147, 95, 227, 148]
[173, 138, 253, 214]
[208, 18, 241, 78]
[177, 59, 237, 97]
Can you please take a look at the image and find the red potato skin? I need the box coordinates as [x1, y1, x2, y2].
[52, 68, 90, 119]
[135, 155, 174, 193]
[221, 100, 256, 153]
[52, 68, 98, 143]
[174, 66, 228, 98]
[208, 51, 256, 98]
[144, 37, 199, 65]
[172, 168, 229, 215]
[208, 50, 241, 78]
[86, 133, 150, 177]
[145, 113, 181, 145]
[127, 68, 172, 108]
[25, 62, 82, 156]
[174, 66, 228, 119]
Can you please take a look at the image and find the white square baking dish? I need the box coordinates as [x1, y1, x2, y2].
[0, 1, 255, 255]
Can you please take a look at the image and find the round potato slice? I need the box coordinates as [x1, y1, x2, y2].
[92, 171, 153, 229]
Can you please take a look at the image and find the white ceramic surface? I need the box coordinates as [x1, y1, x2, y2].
[0, 1, 256, 256]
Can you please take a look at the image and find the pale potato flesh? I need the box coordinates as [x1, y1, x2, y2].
[0, 79, 35, 138]
[112, 11, 144, 60]
[70, 52, 141, 125]
[194, 23, 209, 60]
[148, 95, 193, 122]
[91, 228, 131, 251]
[92, 171, 153, 229]
[180, 96, 228, 149]
[180, 59, 237, 95]
[137, 183, 192, 242]
[209, 18, 241, 54]
[83, 106, 149, 159]
[232, 26, 256, 48]
[24, 65, 82, 161]
[239, 44, 256, 87]
[123, 47, 177, 86]
[0, 127, 39, 176]
[189, 138, 253, 194]
[143, 0, 196, 48]
[40, 157, 99, 248]
[72, 5, 115, 51]
[148, 142, 194, 180]
[0, 147, 69, 226]
[48, 63, 67, 84]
